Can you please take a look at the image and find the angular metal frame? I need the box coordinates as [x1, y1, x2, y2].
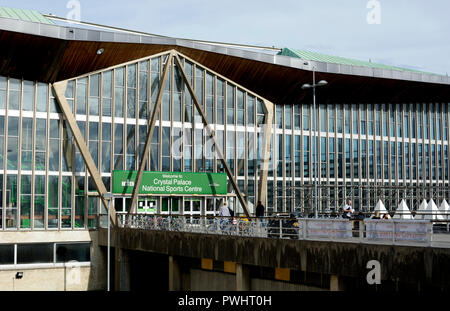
[51, 49, 274, 222]
[52, 81, 117, 226]
[173, 54, 251, 216]
[257, 101, 274, 207]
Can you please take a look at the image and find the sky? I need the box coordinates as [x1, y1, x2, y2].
[1, 0, 449, 75]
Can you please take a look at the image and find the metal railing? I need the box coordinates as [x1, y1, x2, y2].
[104, 212, 450, 247]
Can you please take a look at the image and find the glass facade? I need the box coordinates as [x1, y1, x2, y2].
[0, 52, 449, 229]
[0, 52, 270, 230]
[267, 103, 450, 214]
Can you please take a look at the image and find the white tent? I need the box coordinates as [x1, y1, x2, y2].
[373, 200, 388, 215]
[439, 199, 450, 220]
[424, 199, 445, 221]
[440, 200, 450, 230]
[393, 199, 413, 220]
[414, 199, 429, 220]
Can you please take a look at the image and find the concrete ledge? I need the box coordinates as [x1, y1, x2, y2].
[0, 230, 94, 243]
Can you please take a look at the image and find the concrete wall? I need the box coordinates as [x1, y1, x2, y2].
[188, 269, 325, 291]
[251, 278, 324, 291]
[190, 269, 236, 291]
[0, 266, 93, 291]
[0, 230, 106, 291]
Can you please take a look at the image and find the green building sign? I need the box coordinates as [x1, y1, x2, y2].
[113, 171, 228, 195]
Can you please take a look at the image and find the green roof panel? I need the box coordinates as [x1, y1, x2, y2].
[0, 6, 54, 25]
[278, 47, 433, 74]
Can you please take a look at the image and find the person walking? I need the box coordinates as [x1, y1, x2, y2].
[255, 201, 265, 237]
[219, 202, 231, 217]
[256, 201, 265, 218]
[219, 201, 231, 231]
[342, 199, 354, 219]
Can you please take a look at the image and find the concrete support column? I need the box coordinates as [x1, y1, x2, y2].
[236, 263, 250, 291]
[330, 274, 343, 291]
[169, 256, 181, 291]
[114, 248, 131, 291]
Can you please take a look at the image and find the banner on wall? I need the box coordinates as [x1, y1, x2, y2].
[365, 220, 429, 242]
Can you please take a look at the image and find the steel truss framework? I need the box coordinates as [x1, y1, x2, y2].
[268, 101, 450, 214]
[52, 49, 274, 223]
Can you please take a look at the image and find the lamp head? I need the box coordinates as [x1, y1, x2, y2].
[301, 83, 312, 90]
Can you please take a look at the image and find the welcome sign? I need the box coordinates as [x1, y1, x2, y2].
[113, 171, 227, 195]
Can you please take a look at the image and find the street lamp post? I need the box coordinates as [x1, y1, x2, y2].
[103, 192, 114, 292]
[301, 68, 328, 218]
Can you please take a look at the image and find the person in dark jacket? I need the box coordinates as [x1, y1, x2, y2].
[255, 201, 265, 218]
[255, 201, 265, 236]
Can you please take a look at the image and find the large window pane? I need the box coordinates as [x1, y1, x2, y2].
[35, 119, 47, 171]
[6, 175, 18, 229]
[88, 196, 98, 229]
[56, 243, 91, 262]
[75, 176, 85, 228]
[20, 175, 32, 229]
[102, 71, 112, 117]
[23, 81, 34, 111]
[150, 126, 159, 171]
[114, 124, 123, 170]
[151, 57, 161, 115]
[247, 95, 255, 127]
[0, 245, 14, 264]
[36, 83, 48, 112]
[127, 64, 137, 119]
[0, 116, 4, 170]
[0, 76, 6, 109]
[139, 61, 149, 120]
[115, 67, 124, 117]
[7, 116, 19, 170]
[89, 74, 100, 116]
[0, 174, 3, 229]
[227, 85, 235, 125]
[17, 243, 53, 264]
[102, 123, 112, 173]
[237, 89, 244, 126]
[126, 125, 136, 170]
[62, 122, 73, 172]
[62, 176, 72, 228]
[21, 118, 33, 170]
[49, 120, 60, 171]
[162, 127, 171, 171]
[217, 79, 225, 125]
[34, 175, 45, 229]
[8, 79, 20, 110]
[48, 176, 59, 228]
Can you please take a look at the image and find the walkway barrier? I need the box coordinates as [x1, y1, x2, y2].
[304, 219, 353, 239]
[108, 213, 450, 246]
